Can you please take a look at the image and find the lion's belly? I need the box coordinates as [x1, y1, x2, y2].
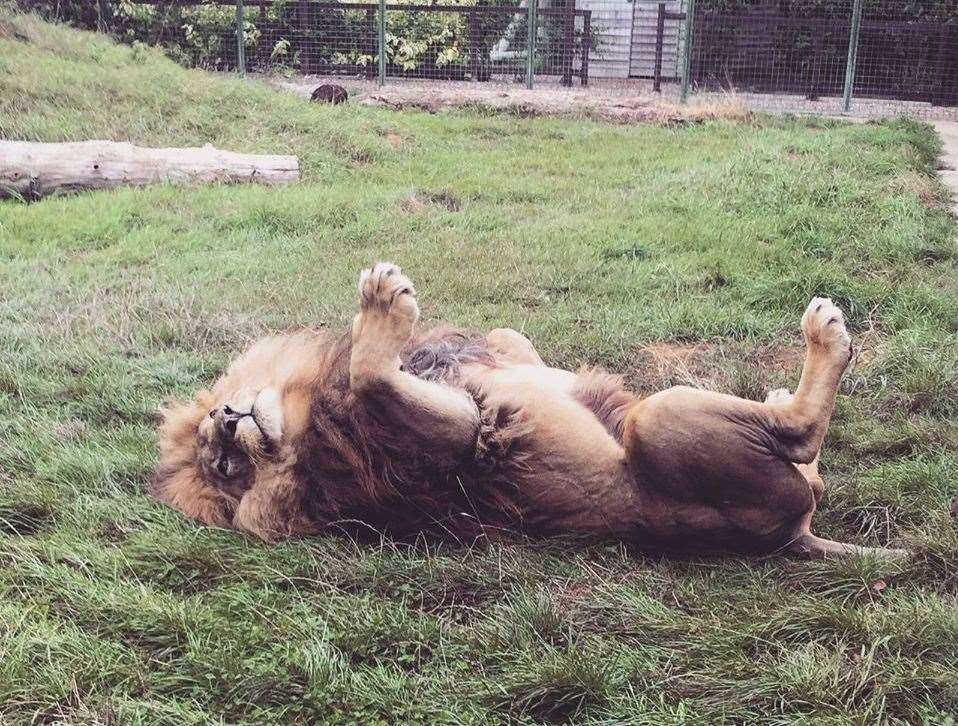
[461, 363, 639, 536]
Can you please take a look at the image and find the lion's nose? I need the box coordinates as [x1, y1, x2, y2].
[215, 405, 248, 439]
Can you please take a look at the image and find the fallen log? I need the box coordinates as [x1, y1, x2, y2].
[0, 140, 299, 200]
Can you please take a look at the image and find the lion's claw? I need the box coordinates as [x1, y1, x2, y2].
[359, 262, 417, 315]
[353, 262, 420, 355]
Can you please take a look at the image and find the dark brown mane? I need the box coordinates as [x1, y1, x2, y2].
[293, 326, 520, 541]
[402, 325, 496, 381]
[151, 322, 533, 543]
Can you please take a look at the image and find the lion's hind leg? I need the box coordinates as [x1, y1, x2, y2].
[762, 298, 853, 465]
[622, 298, 909, 560]
[762, 300, 908, 560]
[623, 386, 820, 553]
[764, 388, 907, 561]
[765, 388, 823, 505]
[624, 386, 907, 560]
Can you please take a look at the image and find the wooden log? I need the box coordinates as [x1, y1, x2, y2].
[0, 140, 299, 200]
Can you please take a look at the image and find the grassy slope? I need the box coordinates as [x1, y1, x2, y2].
[1, 11, 956, 724]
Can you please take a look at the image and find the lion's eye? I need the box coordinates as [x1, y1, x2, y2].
[209, 409, 216, 419]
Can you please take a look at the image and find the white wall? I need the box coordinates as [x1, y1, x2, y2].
[577, 0, 633, 78]
[629, 0, 684, 78]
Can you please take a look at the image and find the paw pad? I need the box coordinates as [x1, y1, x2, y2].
[801, 297, 851, 357]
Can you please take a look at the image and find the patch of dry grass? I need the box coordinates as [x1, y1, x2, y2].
[294, 81, 751, 125]
[887, 169, 948, 209]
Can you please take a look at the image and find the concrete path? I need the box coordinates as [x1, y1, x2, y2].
[933, 121, 958, 218]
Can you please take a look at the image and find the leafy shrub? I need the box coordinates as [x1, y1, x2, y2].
[17, 0, 595, 79]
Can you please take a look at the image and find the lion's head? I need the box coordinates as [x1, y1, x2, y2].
[150, 332, 327, 536]
[151, 325, 500, 542]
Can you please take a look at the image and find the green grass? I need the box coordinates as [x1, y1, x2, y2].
[1, 11, 957, 724]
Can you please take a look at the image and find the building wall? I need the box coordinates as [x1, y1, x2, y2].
[629, 0, 684, 78]
[577, 0, 634, 78]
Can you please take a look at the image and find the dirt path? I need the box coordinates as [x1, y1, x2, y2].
[269, 74, 958, 219]
[268, 76, 748, 124]
[933, 121, 958, 219]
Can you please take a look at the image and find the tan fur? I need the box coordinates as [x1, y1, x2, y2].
[152, 264, 907, 561]
[571, 368, 638, 443]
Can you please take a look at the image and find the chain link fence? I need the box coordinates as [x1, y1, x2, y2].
[20, 0, 958, 117]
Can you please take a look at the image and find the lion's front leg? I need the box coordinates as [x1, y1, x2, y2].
[349, 262, 480, 463]
[350, 262, 420, 386]
[232, 457, 319, 542]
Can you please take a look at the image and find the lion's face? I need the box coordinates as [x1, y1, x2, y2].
[194, 386, 285, 500]
[152, 332, 325, 532]
[151, 384, 291, 529]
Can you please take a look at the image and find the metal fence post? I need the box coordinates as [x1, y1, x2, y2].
[235, 0, 246, 75]
[653, 2, 666, 93]
[580, 10, 590, 86]
[561, 0, 574, 86]
[378, 0, 387, 86]
[525, 0, 538, 89]
[841, 0, 863, 113]
[679, 0, 696, 103]
[97, 0, 111, 33]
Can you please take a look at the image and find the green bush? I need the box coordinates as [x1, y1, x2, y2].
[17, 0, 596, 78]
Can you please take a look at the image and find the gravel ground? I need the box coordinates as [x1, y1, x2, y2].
[267, 74, 958, 122]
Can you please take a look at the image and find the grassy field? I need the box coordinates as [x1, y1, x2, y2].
[1, 10, 957, 724]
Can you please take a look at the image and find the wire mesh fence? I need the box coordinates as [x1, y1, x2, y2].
[685, 0, 958, 116]
[106, 0, 591, 86]
[20, 0, 958, 117]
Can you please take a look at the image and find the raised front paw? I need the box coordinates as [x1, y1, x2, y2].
[801, 297, 852, 360]
[358, 262, 419, 323]
[351, 262, 419, 361]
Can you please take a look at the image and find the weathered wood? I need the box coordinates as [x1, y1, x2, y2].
[0, 140, 299, 200]
[631, 0, 683, 80]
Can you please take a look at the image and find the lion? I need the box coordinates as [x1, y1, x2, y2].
[152, 262, 906, 560]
